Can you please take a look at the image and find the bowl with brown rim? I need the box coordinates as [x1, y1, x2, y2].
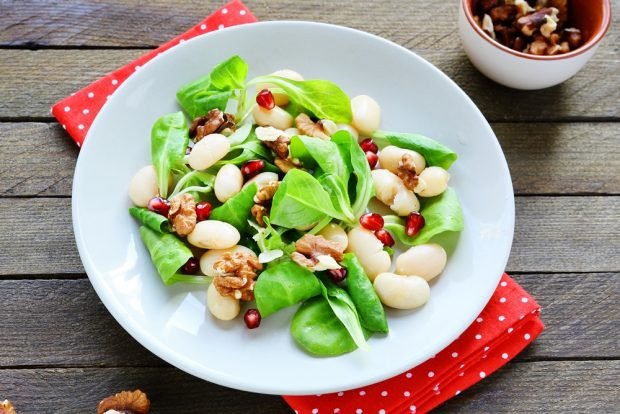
[458, 0, 612, 89]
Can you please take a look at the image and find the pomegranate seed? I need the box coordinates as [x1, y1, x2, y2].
[195, 202, 213, 222]
[359, 138, 378, 153]
[148, 197, 170, 217]
[241, 159, 265, 179]
[182, 257, 199, 274]
[365, 151, 378, 169]
[360, 212, 384, 232]
[244, 309, 261, 329]
[375, 229, 395, 247]
[256, 89, 275, 110]
[328, 268, 347, 283]
[406, 212, 426, 237]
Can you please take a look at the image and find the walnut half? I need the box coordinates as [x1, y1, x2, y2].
[291, 234, 344, 271]
[189, 109, 235, 142]
[168, 193, 197, 236]
[295, 113, 330, 140]
[397, 153, 419, 191]
[213, 251, 262, 301]
[0, 400, 16, 414]
[97, 390, 150, 414]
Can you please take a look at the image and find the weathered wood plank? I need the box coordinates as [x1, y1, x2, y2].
[0, 197, 617, 275]
[0, 361, 617, 413]
[508, 197, 620, 273]
[2, 0, 619, 49]
[439, 360, 620, 413]
[2, 122, 618, 197]
[0, 274, 616, 367]
[0, 366, 291, 414]
[0, 123, 78, 196]
[0, 49, 619, 121]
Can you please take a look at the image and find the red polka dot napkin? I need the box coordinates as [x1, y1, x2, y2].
[52, 3, 544, 413]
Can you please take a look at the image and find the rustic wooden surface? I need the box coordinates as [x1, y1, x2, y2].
[0, 0, 618, 413]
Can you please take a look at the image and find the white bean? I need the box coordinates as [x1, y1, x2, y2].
[243, 172, 279, 189]
[128, 165, 159, 207]
[391, 186, 420, 216]
[371, 169, 420, 216]
[252, 105, 294, 130]
[396, 244, 447, 281]
[378, 146, 426, 174]
[188, 134, 230, 171]
[200, 245, 256, 277]
[351, 95, 381, 135]
[346, 226, 391, 281]
[373, 273, 430, 309]
[415, 166, 450, 197]
[207, 283, 240, 321]
[214, 164, 243, 203]
[318, 223, 349, 251]
[320, 119, 338, 136]
[256, 69, 304, 106]
[187, 220, 240, 249]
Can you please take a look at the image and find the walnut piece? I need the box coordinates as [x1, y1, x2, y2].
[274, 157, 298, 173]
[0, 400, 16, 414]
[291, 234, 344, 271]
[168, 193, 197, 236]
[251, 181, 280, 226]
[254, 181, 279, 204]
[263, 135, 291, 159]
[295, 113, 330, 140]
[251, 204, 268, 227]
[189, 109, 235, 142]
[213, 251, 262, 301]
[97, 390, 150, 414]
[516, 7, 556, 36]
[490, 4, 517, 22]
[396, 153, 419, 191]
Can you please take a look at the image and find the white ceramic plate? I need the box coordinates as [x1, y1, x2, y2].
[73, 21, 514, 395]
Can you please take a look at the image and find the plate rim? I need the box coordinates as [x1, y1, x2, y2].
[72, 20, 515, 395]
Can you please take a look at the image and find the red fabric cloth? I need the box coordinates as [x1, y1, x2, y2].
[284, 274, 544, 413]
[52, 3, 544, 413]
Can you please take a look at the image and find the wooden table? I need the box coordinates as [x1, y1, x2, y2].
[1, 1, 618, 412]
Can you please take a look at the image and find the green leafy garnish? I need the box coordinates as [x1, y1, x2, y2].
[129, 207, 170, 233]
[210, 182, 258, 232]
[150, 112, 189, 198]
[138, 226, 194, 285]
[270, 169, 347, 229]
[254, 261, 322, 318]
[343, 253, 388, 333]
[372, 130, 458, 169]
[384, 187, 464, 245]
[248, 75, 352, 123]
[209, 55, 248, 91]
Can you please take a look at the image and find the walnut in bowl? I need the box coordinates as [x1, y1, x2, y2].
[458, 0, 612, 89]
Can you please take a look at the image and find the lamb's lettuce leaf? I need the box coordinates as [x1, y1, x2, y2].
[151, 112, 189, 198]
[372, 130, 457, 170]
[210, 182, 258, 232]
[129, 207, 170, 233]
[139, 226, 194, 285]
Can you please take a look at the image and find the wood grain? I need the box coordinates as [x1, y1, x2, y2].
[2, 0, 619, 49]
[0, 197, 616, 275]
[439, 360, 620, 413]
[1, 47, 618, 121]
[0, 274, 616, 368]
[0, 361, 617, 413]
[1, 122, 618, 197]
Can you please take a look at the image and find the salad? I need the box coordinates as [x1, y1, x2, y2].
[127, 55, 464, 356]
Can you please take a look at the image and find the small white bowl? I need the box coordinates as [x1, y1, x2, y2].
[458, 0, 612, 90]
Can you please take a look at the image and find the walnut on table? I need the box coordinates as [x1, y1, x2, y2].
[189, 109, 236, 142]
[0, 400, 16, 414]
[213, 251, 262, 301]
[97, 390, 150, 414]
[168, 193, 197, 236]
